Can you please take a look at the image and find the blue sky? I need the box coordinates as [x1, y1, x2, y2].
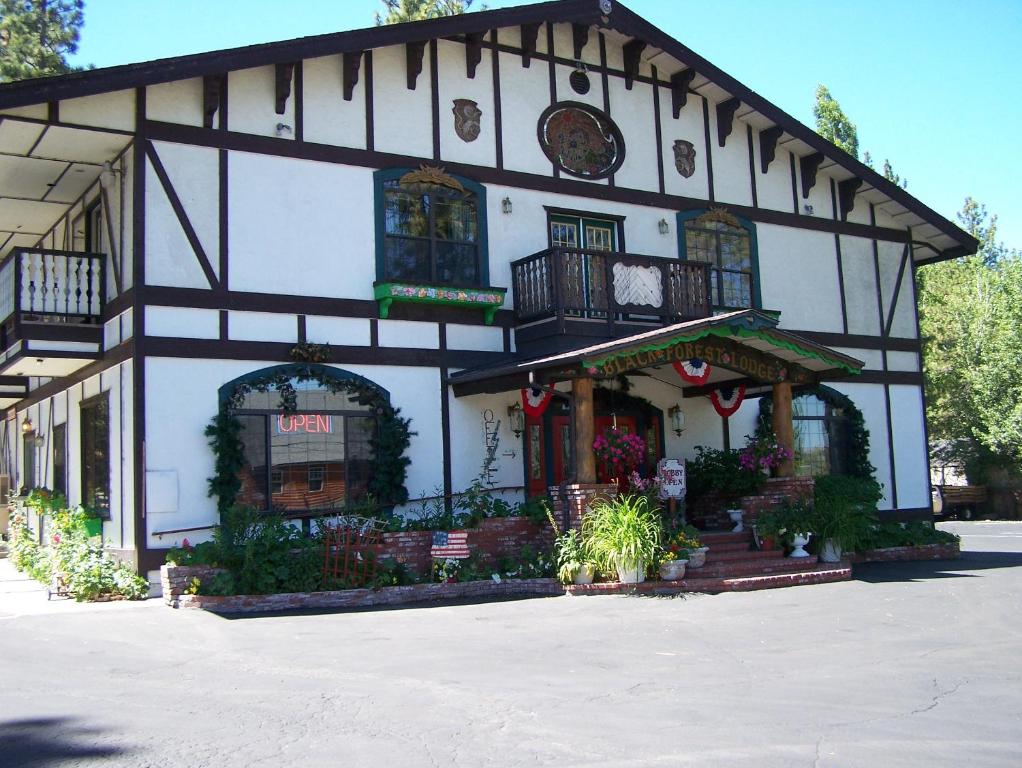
[68, 0, 1022, 250]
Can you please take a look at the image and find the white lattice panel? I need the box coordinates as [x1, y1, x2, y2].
[612, 263, 663, 308]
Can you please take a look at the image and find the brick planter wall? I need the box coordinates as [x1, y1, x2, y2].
[691, 477, 814, 530]
[161, 516, 556, 606]
[174, 578, 564, 614]
[848, 541, 961, 564]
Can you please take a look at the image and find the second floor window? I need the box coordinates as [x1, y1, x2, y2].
[680, 209, 758, 311]
[381, 175, 481, 286]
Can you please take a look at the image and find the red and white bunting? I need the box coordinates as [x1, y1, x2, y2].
[521, 386, 553, 418]
[672, 358, 712, 385]
[709, 385, 746, 418]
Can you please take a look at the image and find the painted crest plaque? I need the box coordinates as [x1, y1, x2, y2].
[673, 139, 697, 178]
[537, 102, 625, 180]
[452, 98, 482, 142]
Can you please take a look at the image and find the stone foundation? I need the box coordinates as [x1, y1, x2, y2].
[848, 542, 960, 563]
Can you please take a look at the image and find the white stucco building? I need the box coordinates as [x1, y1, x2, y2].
[0, 0, 976, 579]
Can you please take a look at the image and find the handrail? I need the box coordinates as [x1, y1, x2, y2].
[0, 247, 106, 328]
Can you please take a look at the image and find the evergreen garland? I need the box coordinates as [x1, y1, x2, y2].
[206, 364, 415, 512]
[757, 386, 876, 481]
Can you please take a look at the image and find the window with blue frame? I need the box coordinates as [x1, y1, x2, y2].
[375, 167, 488, 287]
[678, 209, 760, 311]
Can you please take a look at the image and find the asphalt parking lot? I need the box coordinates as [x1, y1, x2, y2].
[1, 520, 1020, 767]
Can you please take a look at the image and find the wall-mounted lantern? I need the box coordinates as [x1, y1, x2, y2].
[668, 404, 685, 437]
[507, 402, 525, 437]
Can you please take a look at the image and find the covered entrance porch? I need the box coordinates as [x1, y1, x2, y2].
[451, 309, 864, 521]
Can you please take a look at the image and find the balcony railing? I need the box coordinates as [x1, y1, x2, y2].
[0, 248, 105, 328]
[511, 247, 712, 329]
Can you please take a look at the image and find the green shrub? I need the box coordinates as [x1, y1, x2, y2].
[686, 446, 762, 499]
[583, 495, 662, 573]
[812, 475, 882, 550]
[860, 520, 960, 550]
[7, 510, 52, 583]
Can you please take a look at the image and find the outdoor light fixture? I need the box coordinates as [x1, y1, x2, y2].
[99, 161, 119, 191]
[32, 435, 44, 449]
[803, 204, 814, 215]
[21, 416, 33, 435]
[658, 218, 670, 235]
[668, 404, 685, 437]
[501, 196, 513, 215]
[507, 402, 525, 437]
[275, 122, 293, 136]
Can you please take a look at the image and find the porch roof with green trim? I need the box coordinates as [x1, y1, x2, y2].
[449, 310, 864, 396]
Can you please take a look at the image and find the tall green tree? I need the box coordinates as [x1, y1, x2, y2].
[918, 199, 1022, 482]
[375, 0, 480, 25]
[0, 0, 84, 82]
[813, 84, 859, 159]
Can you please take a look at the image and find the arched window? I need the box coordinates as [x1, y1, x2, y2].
[677, 209, 760, 311]
[220, 367, 388, 514]
[375, 167, 488, 287]
[792, 393, 850, 477]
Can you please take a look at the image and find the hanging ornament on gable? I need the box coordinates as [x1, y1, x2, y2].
[672, 358, 712, 385]
[521, 386, 553, 418]
[709, 385, 746, 418]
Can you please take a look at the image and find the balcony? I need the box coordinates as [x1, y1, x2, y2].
[0, 248, 106, 377]
[511, 247, 712, 354]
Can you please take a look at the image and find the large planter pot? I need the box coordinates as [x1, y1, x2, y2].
[573, 564, 595, 585]
[819, 538, 843, 563]
[659, 559, 687, 581]
[728, 509, 744, 532]
[789, 532, 812, 558]
[686, 547, 709, 569]
[615, 558, 647, 584]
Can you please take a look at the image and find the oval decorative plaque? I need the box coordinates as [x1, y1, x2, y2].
[537, 101, 625, 180]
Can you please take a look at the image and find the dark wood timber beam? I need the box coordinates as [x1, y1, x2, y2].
[342, 50, 362, 101]
[800, 152, 825, 199]
[465, 32, 484, 79]
[572, 23, 590, 60]
[716, 97, 741, 147]
[521, 22, 541, 67]
[759, 125, 784, 173]
[406, 41, 427, 89]
[274, 63, 295, 115]
[622, 39, 647, 90]
[670, 68, 696, 118]
[838, 176, 863, 221]
[202, 74, 225, 129]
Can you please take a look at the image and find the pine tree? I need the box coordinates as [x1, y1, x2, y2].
[812, 84, 859, 159]
[376, 0, 481, 25]
[0, 0, 84, 82]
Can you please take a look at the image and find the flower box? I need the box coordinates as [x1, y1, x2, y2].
[373, 281, 506, 324]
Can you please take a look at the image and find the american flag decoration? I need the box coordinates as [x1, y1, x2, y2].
[709, 385, 746, 418]
[431, 530, 470, 559]
[672, 358, 712, 385]
[521, 386, 553, 418]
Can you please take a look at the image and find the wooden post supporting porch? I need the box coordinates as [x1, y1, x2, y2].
[771, 381, 795, 477]
[572, 377, 596, 483]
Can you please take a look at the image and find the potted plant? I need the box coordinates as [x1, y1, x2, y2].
[772, 499, 815, 558]
[593, 429, 646, 491]
[753, 509, 783, 551]
[554, 529, 595, 585]
[812, 475, 882, 562]
[583, 495, 662, 584]
[657, 549, 687, 581]
[665, 526, 708, 568]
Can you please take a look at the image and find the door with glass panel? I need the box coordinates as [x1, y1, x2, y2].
[549, 214, 618, 317]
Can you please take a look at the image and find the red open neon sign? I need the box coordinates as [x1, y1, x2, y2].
[275, 414, 333, 434]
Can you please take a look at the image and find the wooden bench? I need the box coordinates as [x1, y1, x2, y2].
[937, 485, 987, 518]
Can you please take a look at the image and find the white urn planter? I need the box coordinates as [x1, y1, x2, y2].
[659, 559, 687, 581]
[686, 547, 709, 569]
[615, 559, 647, 584]
[789, 532, 812, 558]
[573, 564, 595, 585]
[819, 539, 843, 563]
[728, 509, 744, 532]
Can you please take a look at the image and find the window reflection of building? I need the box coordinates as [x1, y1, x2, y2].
[232, 381, 377, 514]
[792, 394, 850, 477]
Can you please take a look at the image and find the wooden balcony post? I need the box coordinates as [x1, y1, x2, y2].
[771, 381, 795, 477]
[573, 376, 596, 484]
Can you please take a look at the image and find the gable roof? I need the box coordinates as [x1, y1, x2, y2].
[0, 0, 977, 261]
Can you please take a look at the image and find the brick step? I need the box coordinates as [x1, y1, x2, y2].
[686, 556, 820, 579]
[701, 540, 753, 554]
[565, 563, 852, 596]
[705, 548, 783, 563]
[698, 531, 752, 545]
